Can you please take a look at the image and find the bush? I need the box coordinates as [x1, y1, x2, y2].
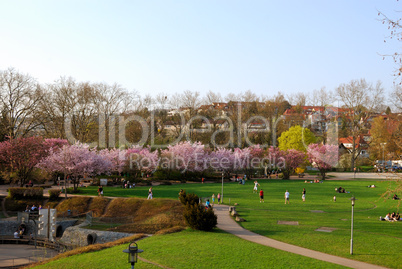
[8, 187, 43, 200]
[66, 187, 80, 194]
[48, 189, 61, 201]
[179, 190, 217, 231]
[183, 203, 217, 231]
[179, 190, 199, 206]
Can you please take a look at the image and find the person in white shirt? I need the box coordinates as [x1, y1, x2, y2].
[284, 190, 290, 204]
[147, 187, 153, 199]
[253, 181, 260, 193]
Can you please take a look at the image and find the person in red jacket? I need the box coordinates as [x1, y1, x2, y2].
[259, 189, 264, 203]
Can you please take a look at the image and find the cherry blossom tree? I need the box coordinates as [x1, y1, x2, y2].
[233, 145, 265, 179]
[160, 141, 208, 179]
[0, 136, 48, 186]
[307, 143, 339, 180]
[126, 146, 158, 178]
[99, 148, 127, 176]
[268, 148, 305, 179]
[210, 147, 235, 176]
[38, 143, 112, 196]
[42, 138, 69, 153]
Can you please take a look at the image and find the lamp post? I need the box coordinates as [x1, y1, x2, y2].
[123, 242, 143, 269]
[350, 196, 357, 255]
[221, 171, 224, 204]
[380, 143, 387, 173]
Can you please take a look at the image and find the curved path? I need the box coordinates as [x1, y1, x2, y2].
[213, 204, 387, 269]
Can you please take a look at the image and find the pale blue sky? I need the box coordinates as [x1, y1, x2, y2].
[0, 0, 400, 98]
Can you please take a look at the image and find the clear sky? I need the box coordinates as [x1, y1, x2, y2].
[0, 0, 400, 99]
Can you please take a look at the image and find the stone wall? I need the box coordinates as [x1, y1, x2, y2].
[60, 222, 133, 247]
[0, 219, 77, 238]
[0, 220, 35, 236]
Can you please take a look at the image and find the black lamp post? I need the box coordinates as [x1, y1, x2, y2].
[123, 242, 143, 269]
[350, 196, 357, 255]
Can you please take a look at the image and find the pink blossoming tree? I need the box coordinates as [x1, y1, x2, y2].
[0, 136, 48, 186]
[307, 143, 339, 180]
[38, 143, 112, 197]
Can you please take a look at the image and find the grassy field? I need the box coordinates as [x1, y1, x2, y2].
[33, 229, 346, 269]
[73, 178, 401, 268]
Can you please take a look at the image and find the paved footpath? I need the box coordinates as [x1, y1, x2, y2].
[213, 205, 387, 269]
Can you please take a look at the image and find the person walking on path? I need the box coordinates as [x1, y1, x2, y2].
[147, 187, 153, 199]
[217, 193, 221, 204]
[212, 193, 216, 205]
[302, 188, 306, 202]
[259, 189, 264, 203]
[97, 186, 103, 196]
[253, 181, 260, 193]
[285, 190, 290, 204]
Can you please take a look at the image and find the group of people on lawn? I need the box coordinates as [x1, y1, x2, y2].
[382, 212, 401, 221]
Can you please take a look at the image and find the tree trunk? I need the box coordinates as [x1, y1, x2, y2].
[320, 170, 326, 180]
[282, 170, 290, 179]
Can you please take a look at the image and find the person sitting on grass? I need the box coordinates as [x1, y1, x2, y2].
[391, 212, 397, 221]
[394, 212, 401, 221]
[384, 213, 392, 221]
[393, 194, 400, 200]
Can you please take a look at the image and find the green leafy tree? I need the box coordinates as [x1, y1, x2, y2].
[278, 125, 316, 152]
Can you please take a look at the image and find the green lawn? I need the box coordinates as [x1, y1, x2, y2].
[33, 229, 346, 269]
[70, 179, 401, 268]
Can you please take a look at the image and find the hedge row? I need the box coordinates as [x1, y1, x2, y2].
[8, 187, 43, 199]
[48, 189, 61, 200]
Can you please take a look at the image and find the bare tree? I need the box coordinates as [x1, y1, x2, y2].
[202, 90, 222, 105]
[379, 8, 402, 83]
[69, 82, 99, 144]
[39, 77, 78, 139]
[309, 87, 333, 107]
[336, 79, 385, 169]
[181, 90, 201, 110]
[0, 67, 43, 138]
[242, 90, 259, 102]
[94, 82, 133, 148]
[287, 92, 308, 107]
[390, 85, 402, 111]
[224, 92, 242, 102]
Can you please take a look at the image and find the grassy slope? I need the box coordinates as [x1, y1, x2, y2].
[33, 229, 346, 269]
[75, 179, 401, 268]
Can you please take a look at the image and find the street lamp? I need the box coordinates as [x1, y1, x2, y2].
[221, 171, 224, 204]
[380, 143, 387, 173]
[350, 196, 357, 255]
[123, 242, 143, 269]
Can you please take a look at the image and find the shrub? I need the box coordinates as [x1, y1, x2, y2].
[183, 203, 217, 231]
[48, 189, 61, 201]
[8, 187, 43, 200]
[8, 188, 25, 199]
[179, 190, 199, 206]
[66, 187, 80, 194]
[25, 187, 43, 199]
